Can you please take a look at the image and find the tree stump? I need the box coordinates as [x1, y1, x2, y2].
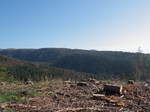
[103, 84, 123, 95]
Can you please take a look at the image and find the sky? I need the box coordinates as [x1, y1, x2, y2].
[0, 0, 150, 53]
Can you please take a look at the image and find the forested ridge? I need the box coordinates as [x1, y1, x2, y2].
[0, 48, 150, 81]
[0, 55, 90, 82]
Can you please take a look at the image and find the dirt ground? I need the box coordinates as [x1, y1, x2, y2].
[0, 79, 150, 112]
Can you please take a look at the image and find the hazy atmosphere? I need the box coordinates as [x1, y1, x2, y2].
[0, 0, 150, 52]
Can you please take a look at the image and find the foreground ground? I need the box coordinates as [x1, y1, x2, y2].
[0, 79, 150, 112]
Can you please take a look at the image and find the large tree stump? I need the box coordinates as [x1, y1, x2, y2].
[103, 84, 123, 95]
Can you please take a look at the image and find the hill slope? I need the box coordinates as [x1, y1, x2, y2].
[0, 48, 150, 80]
[0, 55, 90, 82]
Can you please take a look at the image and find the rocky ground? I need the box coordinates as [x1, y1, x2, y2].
[0, 79, 150, 112]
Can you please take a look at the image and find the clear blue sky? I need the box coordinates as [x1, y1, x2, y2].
[0, 0, 150, 52]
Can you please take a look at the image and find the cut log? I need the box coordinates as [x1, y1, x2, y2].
[36, 87, 49, 92]
[92, 94, 106, 100]
[92, 94, 119, 103]
[103, 84, 123, 95]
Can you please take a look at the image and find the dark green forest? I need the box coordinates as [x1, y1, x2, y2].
[0, 48, 150, 81]
[0, 55, 90, 82]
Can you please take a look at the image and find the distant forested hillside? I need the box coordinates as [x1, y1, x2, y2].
[0, 55, 90, 82]
[0, 48, 150, 80]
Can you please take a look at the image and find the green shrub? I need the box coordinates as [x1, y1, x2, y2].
[0, 89, 38, 103]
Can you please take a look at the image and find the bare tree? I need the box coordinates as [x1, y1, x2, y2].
[134, 47, 145, 81]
